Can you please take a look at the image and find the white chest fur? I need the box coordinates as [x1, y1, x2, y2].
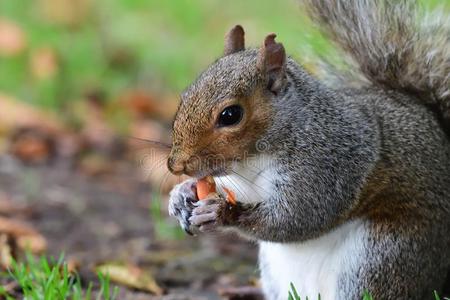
[217, 154, 276, 204]
[259, 220, 367, 300]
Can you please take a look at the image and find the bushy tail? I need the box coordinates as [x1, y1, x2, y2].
[301, 0, 450, 128]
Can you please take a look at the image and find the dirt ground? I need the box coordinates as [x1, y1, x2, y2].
[0, 154, 259, 299]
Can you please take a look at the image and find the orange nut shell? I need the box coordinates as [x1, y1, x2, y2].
[196, 176, 217, 200]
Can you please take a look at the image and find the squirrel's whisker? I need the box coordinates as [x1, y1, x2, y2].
[230, 171, 268, 202]
[127, 136, 172, 150]
[217, 177, 243, 202]
[158, 169, 172, 195]
[218, 176, 252, 204]
[240, 164, 273, 184]
[140, 156, 169, 182]
[230, 170, 270, 196]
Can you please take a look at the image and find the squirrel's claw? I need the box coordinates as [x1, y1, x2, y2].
[189, 211, 218, 226]
[168, 179, 199, 235]
[189, 196, 224, 231]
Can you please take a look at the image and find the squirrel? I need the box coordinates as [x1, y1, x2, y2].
[167, 0, 450, 299]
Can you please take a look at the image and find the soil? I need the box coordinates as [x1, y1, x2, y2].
[0, 154, 260, 299]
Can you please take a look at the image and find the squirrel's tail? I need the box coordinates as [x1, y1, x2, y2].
[301, 0, 450, 129]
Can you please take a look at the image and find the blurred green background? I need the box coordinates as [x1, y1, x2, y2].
[0, 1, 449, 297]
[0, 0, 448, 110]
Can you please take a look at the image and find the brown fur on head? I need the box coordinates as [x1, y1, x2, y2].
[168, 26, 286, 177]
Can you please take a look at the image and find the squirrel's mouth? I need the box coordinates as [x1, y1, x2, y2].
[189, 166, 228, 179]
[181, 155, 241, 178]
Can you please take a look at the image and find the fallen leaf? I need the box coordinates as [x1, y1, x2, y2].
[119, 90, 158, 119]
[0, 19, 26, 57]
[38, 0, 91, 26]
[9, 127, 56, 164]
[66, 257, 80, 274]
[0, 217, 47, 254]
[117, 90, 178, 122]
[95, 263, 163, 295]
[0, 233, 15, 269]
[30, 47, 59, 80]
[0, 93, 66, 133]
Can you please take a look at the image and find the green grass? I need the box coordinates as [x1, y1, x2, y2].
[0, 0, 328, 109]
[0, 253, 119, 300]
[2, 0, 447, 110]
[149, 192, 184, 240]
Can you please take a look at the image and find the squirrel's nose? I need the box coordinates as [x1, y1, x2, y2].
[167, 156, 185, 175]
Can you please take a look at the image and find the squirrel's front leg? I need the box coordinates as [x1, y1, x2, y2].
[189, 196, 249, 232]
[169, 179, 244, 234]
[168, 179, 199, 234]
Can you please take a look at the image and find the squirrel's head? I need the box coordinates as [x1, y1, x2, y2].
[168, 25, 287, 177]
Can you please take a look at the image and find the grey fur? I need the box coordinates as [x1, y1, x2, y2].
[301, 0, 450, 129]
[168, 1, 450, 299]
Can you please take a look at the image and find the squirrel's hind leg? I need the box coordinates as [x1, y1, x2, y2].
[339, 222, 449, 300]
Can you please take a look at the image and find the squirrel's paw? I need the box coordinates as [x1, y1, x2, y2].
[168, 179, 198, 235]
[189, 197, 226, 233]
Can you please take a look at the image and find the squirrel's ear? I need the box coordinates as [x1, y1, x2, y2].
[224, 25, 245, 56]
[257, 34, 286, 94]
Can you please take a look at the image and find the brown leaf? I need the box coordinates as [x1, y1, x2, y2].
[16, 235, 47, 255]
[119, 90, 158, 119]
[9, 127, 56, 164]
[0, 19, 26, 57]
[0, 233, 15, 269]
[118, 90, 179, 122]
[30, 47, 59, 80]
[37, 0, 91, 26]
[0, 94, 66, 133]
[96, 263, 164, 295]
[66, 257, 80, 274]
[0, 217, 47, 254]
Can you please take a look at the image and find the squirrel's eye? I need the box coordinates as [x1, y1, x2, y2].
[217, 105, 244, 127]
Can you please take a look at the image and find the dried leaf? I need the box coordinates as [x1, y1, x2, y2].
[30, 47, 59, 80]
[0, 19, 26, 57]
[16, 234, 47, 255]
[0, 233, 14, 269]
[66, 257, 80, 274]
[0, 217, 47, 254]
[38, 0, 91, 26]
[9, 127, 55, 164]
[119, 90, 158, 119]
[96, 263, 163, 295]
[0, 94, 65, 133]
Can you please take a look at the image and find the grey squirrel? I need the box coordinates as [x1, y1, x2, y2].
[167, 0, 450, 299]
